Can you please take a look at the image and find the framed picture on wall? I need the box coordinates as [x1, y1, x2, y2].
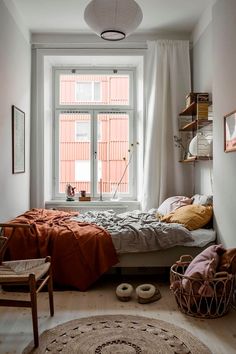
[224, 109, 236, 152]
[12, 105, 25, 173]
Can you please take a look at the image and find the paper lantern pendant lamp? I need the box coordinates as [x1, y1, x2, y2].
[84, 0, 143, 41]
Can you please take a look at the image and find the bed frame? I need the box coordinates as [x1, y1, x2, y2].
[114, 243, 215, 268]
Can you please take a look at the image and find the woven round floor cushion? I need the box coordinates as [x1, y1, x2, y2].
[116, 283, 161, 303]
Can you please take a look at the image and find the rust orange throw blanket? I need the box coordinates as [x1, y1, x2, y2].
[5, 209, 119, 290]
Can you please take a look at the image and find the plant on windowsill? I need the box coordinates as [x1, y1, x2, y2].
[111, 142, 139, 201]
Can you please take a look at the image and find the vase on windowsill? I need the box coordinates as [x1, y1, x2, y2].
[110, 191, 120, 202]
[110, 142, 139, 202]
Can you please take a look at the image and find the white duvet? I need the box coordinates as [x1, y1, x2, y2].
[72, 210, 194, 254]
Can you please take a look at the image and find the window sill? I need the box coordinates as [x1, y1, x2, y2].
[45, 200, 140, 213]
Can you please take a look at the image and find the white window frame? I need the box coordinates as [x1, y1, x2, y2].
[54, 109, 94, 199]
[55, 68, 134, 110]
[53, 67, 136, 200]
[93, 110, 135, 199]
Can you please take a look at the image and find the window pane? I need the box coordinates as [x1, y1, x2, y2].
[59, 74, 129, 106]
[59, 113, 91, 194]
[97, 113, 129, 194]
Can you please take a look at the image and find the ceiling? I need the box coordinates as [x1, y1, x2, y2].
[11, 0, 214, 35]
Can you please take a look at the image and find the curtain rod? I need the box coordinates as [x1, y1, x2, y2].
[31, 44, 148, 50]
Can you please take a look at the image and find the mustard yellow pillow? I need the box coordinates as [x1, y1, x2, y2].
[161, 204, 213, 231]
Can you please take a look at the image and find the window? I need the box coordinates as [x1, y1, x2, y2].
[54, 69, 135, 199]
[57, 71, 131, 106]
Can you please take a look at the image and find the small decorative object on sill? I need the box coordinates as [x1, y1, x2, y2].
[80, 190, 86, 198]
[65, 183, 76, 201]
[79, 196, 91, 202]
[79, 191, 90, 201]
[111, 185, 120, 201]
[111, 142, 139, 201]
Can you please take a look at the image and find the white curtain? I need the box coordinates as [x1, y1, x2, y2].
[142, 40, 193, 211]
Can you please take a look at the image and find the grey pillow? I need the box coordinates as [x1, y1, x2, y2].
[191, 194, 213, 206]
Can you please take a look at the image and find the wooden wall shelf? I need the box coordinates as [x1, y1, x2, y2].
[179, 101, 212, 117]
[179, 156, 213, 163]
[179, 102, 197, 116]
[178, 93, 213, 163]
[179, 119, 213, 131]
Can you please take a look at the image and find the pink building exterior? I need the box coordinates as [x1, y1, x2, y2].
[60, 74, 129, 106]
[59, 75, 130, 194]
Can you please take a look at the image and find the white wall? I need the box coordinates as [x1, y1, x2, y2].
[191, 18, 213, 196]
[192, 23, 212, 94]
[0, 0, 31, 221]
[191, 0, 236, 248]
[212, 0, 236, 247]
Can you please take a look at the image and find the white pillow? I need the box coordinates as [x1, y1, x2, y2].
[191, 194, 213, 206]
[157, 196, 192, 216]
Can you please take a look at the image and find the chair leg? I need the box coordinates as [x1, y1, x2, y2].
[48, 265, 54, 316]
[29, 274, 39, 348]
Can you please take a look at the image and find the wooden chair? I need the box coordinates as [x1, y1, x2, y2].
[0, 223, 54, 347]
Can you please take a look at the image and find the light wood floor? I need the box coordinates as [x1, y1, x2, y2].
[0, 275, 236, 354]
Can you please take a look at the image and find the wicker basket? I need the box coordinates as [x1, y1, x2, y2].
[170, 255, 235, 319]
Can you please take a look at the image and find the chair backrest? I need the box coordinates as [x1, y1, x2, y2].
[0, 223, 33, 264]
[0, 236, 8, 262]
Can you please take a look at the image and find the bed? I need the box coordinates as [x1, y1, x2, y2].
[115, 231, 216, 268]
[2, 208, 118, 291]
[1, 195, 215, 290]
[72, 209, 216, 268]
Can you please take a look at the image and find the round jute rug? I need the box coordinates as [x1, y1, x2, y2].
[23, 314, 211, 354]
